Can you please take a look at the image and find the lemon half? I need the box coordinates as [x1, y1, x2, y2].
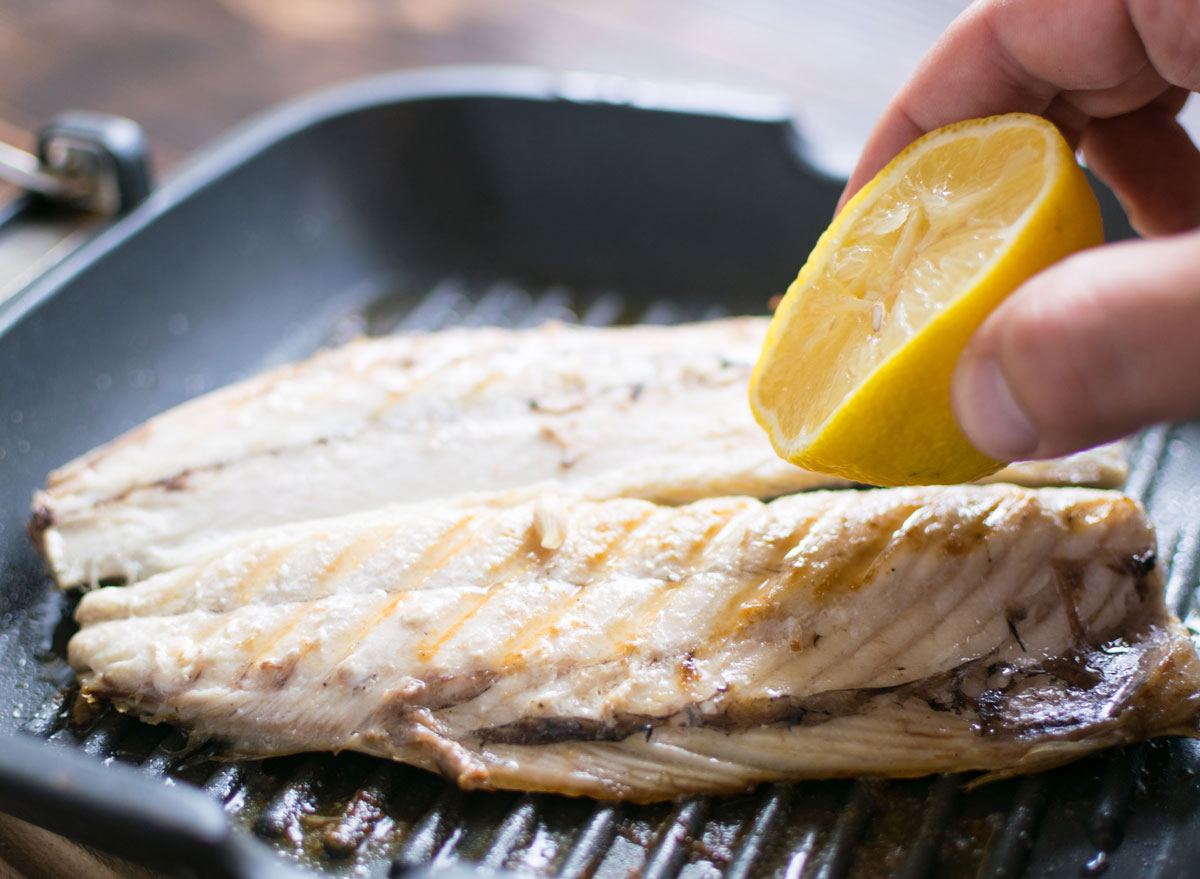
[749, 113, 1103, 486]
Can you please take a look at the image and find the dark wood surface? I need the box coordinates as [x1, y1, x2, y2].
[0, 0, 971, 186]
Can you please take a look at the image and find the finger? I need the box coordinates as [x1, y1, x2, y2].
[952, 233, 1200, 460]
[841, 0, 1148, 208]
[1129, 0, 1200, 91]
[1081, 93, 1200, 235]
[1055, 62, 1172, 122]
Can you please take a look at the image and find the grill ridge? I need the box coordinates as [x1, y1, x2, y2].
[76, 711, 135, 758]
[1164, 525, 1200, 618]
[977, 774, 1049, 879]
[641, 796, 709, 879]
[138, 727, 191, 776]
[253, 756, 331, 839]
[554, 802, 620, 879]
[990, 417, 1178, 879]
[1085, 747, 1145, 855]
[894, 774, 961, 879]
[462, 283, 534, 328]
[390, 786, 469, 873]
[815, 779, 878, 879]
[723, 783, 794, 879]
[393, 278, 472, 334]
[21, 689, 67, 739]
[201, 761, 246, 804]
[17, 280, 1194, 879]
[478, 795, 538, 870]
[578, 292, 625, 327]
[1121, 425, 1170, 504]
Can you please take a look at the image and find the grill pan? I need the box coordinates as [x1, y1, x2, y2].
[1, 67, 1198, 879]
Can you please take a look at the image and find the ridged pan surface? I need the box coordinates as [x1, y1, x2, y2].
[0, 72, 1196, 879]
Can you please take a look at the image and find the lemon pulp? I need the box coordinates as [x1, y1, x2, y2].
[750, 114, 1103, 486]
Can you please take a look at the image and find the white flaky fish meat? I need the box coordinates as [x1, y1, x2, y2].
[32, 319, 1126, 586]
[68, 484, 1200, 802]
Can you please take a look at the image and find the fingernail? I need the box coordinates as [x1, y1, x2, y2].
[953, 356, 1038, 460]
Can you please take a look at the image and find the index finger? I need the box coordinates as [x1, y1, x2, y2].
[839, 0, 1149, 208]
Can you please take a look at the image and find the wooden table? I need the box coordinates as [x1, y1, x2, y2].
[0, 0, 972, 187]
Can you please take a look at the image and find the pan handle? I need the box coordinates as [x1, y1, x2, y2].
[0, 112, 154, 311]
[0, 112, 152, 215]
[0, 732, 310, 879]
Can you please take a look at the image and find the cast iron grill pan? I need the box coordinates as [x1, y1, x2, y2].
[0, 69, 1197, 878]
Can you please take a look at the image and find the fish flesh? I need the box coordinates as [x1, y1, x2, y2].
[68, 484, 1200, 802]
[32, 319, 1127, 587]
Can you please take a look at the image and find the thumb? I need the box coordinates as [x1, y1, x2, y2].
[952, 231, 1200, 461]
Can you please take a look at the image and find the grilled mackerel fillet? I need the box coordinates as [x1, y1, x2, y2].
[33, 319, 1126, 587]
[69, 484, 1200, 802]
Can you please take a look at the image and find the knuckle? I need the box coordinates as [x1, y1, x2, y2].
[1131, 0, 1200, 88]
[998, 263, 1116, 431]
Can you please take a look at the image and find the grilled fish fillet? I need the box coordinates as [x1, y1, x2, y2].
[68, 484, 1200, 802]
[33, 319, 1126, 587]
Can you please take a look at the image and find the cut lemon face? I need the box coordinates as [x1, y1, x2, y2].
[749, 113, 1103, 486]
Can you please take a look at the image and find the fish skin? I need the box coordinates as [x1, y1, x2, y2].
[68, 484, 1200, 802]
[32, 319, 1127, 587]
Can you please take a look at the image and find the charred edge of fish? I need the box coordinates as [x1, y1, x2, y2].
[1106, 550, 1158, 601]
[476, 713, 664, 746]
[88, 466, 206, 508]
[1051, 558, 1089, 645]
[70, 689, 106, 728]
[1126, 551, 1157, 578]
[473, 647, 1136, 747]
[1006, 609, 1028, 653]
[26, 506, 54, 554]
[162, 473, 190, 492]
[377, 671, 497, 714]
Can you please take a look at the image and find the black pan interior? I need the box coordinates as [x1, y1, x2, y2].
[1, 70, 1198, 879]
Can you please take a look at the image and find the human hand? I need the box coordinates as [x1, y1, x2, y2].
[841, 0, 1200, 460]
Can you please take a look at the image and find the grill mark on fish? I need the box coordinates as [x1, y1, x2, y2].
[235, 543, 301, 606]
[706, 496, 1044, 692]
[698, 502, 903, 657]
[416, 526, 553, 663]
[238, 523, 401, 608]
[498, 507, 659, 665]
[716, 502, 918, 646]
[810, 513, 913, 601]
[580, 506, 663, 572]
[601, 512, 736, 656]
[237, 603, 317, 686]
[318, 524, 399, 586]
[322, 513, 487, 674]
